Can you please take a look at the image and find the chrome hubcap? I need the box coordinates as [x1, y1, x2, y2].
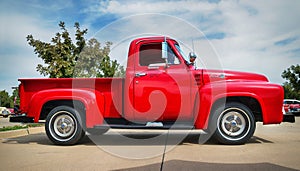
[53, 113, 76, 138]
[219, 110, 247, 137]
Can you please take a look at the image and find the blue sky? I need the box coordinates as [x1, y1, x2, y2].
[1, 0, 300, 94]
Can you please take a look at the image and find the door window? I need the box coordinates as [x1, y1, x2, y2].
[139, 43, 180, 66]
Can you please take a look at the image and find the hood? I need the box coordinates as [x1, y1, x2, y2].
[200, 69, 269, 83]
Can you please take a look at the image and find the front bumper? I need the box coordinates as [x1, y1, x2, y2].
[9, 114, 34, 123]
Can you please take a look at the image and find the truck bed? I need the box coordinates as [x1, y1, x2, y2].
[19, 78, 125, 119]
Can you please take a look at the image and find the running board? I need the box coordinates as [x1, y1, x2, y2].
[93, 122, 194, 130]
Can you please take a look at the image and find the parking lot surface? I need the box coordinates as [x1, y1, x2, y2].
[0, 116, 23, 128]
[0, 117, 299, 171]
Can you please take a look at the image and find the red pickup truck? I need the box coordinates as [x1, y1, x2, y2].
[10, 36, 294, 145]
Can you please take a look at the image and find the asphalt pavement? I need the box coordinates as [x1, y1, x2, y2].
[0, 117, 299, 171]
[0, 116, 23, 128]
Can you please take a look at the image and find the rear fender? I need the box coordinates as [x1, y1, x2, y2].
[27, 89, 105, 128]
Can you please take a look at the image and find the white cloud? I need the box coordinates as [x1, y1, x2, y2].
[86, 0, 300, 84]
[1, 0, 299, 95]
[210, 1, 300, 83]
[0, 12, 57, 94]
[89, 1, 217, 15]
[90, 13, 225, 73]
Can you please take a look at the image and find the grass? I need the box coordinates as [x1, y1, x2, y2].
[0, 123, 44, 132]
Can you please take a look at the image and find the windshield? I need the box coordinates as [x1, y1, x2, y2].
[175, 44, 189, 62]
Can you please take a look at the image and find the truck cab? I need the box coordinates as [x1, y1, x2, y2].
[124, 37, 197, 123]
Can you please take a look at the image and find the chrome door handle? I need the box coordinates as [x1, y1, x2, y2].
[135, 73, 147, 77]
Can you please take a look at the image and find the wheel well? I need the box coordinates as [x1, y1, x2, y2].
[40, 100, 86, 122]
[212, 96, 263, 122]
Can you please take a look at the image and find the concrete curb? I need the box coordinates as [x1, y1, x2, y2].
[0, 127, 45, 139]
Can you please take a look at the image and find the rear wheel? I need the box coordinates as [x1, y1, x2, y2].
[45, 106, 85, 145]
[211, 102, 256, 145]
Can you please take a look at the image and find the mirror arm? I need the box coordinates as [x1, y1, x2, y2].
[162, 37, 169, 69]
[164, 58, 168, 69]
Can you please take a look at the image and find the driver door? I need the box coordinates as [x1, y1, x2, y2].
[133, 42, 193, 122]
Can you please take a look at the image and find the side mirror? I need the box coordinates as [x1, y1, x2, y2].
[189, 52, 197, 59]
[162, 42, 168, 59]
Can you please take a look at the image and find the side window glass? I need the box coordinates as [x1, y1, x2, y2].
[167, 45, 180, 65]
[139, 42, 180, 66]
[139, 43, 164, 66]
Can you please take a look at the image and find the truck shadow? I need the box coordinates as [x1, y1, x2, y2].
[2, 132, 273, 146]
[112, 159, 297, 171]
[81, 133, 273, 146]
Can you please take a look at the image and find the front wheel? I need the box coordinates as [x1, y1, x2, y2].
[45, 106, 85, 145]
[211, 102, 256, 145]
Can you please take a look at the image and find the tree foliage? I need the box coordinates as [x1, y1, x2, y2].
[27, 21, 124, 78]
[74, 38, 124, 78]
[74, 38, 102, 77]
[282, 64, 300, 99]
[0, 89, 19, 108]
[0, 90, 12, 107]
[97, 54, 125, 78]
[27, 21, 87, 78]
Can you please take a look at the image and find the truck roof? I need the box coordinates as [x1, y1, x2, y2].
[131, 36, 176, 44]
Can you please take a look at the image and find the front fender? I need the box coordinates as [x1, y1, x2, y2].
[225, 82, 284, 124]
[194, 81, 284, 129]
[27, 89, 105, 128]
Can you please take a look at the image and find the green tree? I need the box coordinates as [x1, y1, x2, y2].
[74, 38, 102, 77]
[74, 39, 124, 78]
[27, 21, 87, 78]
[97, 55, 125, 78]
[0, 90, 12, 107]
[27, 21, 125, 78]
[282, 64, 300, 99]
